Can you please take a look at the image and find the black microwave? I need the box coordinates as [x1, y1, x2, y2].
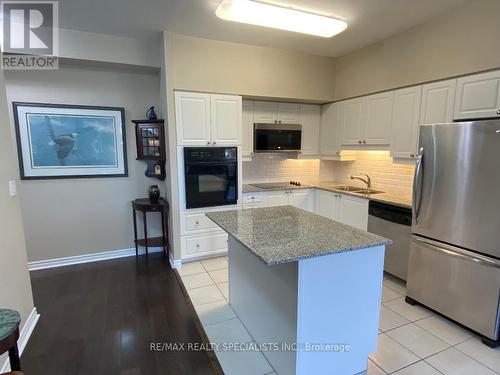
[254, 123, 302, 152]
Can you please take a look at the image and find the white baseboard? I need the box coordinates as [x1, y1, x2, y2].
[28, 247, 166, 271]
[1, 307, 40, 373]
[169, 254, 182, 269]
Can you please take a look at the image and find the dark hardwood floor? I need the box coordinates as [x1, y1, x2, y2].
[22, 254, 219, 375]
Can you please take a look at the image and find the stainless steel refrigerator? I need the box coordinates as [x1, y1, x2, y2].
[406, 119, 500, 347]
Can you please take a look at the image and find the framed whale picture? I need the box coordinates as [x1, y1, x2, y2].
[13, 102, 128, 179]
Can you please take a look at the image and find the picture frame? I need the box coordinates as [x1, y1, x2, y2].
[13, 102, 128, 180]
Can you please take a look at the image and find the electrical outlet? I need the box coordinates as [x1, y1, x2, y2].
[8, 180, 16, 197]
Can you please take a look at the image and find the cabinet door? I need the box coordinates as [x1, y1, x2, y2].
[391, 86, 422, 159]
[340, 98, 365, 146]
[263, 191, 289, 207]
[277, 103, 300, 124]
[364, 92, 394, 145]
[315, 190, 338, 220]
[253, 101, 278, 123]
[299, 104, 321, 155]
[175, 91, 211, 145]
[242, 100, 254, 157]
[289, 189, 315, 213]
[210, 94, 242, 145]
[454, 70, 500, 120]
[320, 103, 340, 156]
[337, 194, 368, 230]
[420, 79, 456, 124]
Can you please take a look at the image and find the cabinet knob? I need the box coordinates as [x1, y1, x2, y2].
[410, 153, 415, 158]
[251, 196, 255, 200]
[207, 141, 211, 145]
[497, 109, 500, 115]
[362, 140, 367, 144]
[196, 221, 199, 225]
[279, 120, 282, 124]
[196, 244, 200, 248]
[358, 140, 362, 144]
[336, 151, 340, 155]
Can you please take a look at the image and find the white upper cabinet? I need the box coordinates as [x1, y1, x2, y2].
[340, 93, 394, 147]
[454, 70, 500, 120]
[340, 98, 365, 146]
[299, 104, 321, 156]
[210, 94, 242, 145]
[277, 103, 301, 123]
[391, 86, 422, 159]
[420, 79, 456, 124]
[253, 101, 278, 123]
[363, 91, 394, 145]
[175, 91, 211, 145]
[242, 100, 254, 157]
[175, 91, 242, 146]
[253, 101, 300, 124]
[320, 103, 340, 156]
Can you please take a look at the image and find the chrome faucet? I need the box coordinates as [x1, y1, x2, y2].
[350, 174, 371, 189]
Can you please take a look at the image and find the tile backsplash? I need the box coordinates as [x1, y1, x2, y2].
[242, 151, 415, 197]
[331, 151, 415, 198]
[242, 154, 323, 183]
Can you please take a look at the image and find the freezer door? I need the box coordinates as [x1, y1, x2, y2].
[413, 120, 500, 258]
[407, 235, 500, 340]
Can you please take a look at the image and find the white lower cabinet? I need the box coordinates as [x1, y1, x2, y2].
[338, 194, 369, 230]
[263, 191, 290, 207]
[315, 189, 338, 219]
[288, 190, 315, 212]
[182, 232, 228, 259]
[315, 190, 368, 230]
[242, 189, 315, 212]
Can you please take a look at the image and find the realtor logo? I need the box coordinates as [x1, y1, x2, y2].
[1, 1, 59, 70]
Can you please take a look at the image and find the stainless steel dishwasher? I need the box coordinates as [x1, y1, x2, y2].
[368, 201, 412, 281]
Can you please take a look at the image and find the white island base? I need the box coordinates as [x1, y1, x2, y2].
[228, 237, 385, 375]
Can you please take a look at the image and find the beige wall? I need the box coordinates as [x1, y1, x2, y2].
[5, 62, 161, 262]
[165, 33, 336, 102]
[334, 0, 500, 100]
[0, 70, 35, 363]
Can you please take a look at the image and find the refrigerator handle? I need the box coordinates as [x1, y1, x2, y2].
[412, 147, 424, 224]
[413, 236, 500, 268]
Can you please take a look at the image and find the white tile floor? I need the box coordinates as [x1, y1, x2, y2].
[178, 257, 500, 375]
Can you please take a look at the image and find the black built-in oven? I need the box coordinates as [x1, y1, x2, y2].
[184, 147, 238, 209]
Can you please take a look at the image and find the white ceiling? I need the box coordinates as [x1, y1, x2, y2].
[59, 0, 471, 57]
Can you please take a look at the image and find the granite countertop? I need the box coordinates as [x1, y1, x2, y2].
[0, 309, 20, 341]
[207, 206, 391, 266]
[243, 182, 412, 209]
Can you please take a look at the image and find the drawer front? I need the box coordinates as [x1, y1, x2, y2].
[183, 233, 228, 257]
[407, 236, 500, 340]
[184, 212, 220, 233]
[242, 192, 262, 204]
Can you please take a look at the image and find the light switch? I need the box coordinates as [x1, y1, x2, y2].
[8, 180, 16, 197]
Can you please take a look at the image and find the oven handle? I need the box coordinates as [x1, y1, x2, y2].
[185, 161, 237, 165]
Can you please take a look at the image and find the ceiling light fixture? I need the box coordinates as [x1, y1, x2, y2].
[215, 0, 347, 38]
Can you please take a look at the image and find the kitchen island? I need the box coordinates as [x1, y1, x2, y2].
[207, 206, 390, 375]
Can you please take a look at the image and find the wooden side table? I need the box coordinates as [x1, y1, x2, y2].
[0, 309, 22, 372]
[132, 198, 169, 259]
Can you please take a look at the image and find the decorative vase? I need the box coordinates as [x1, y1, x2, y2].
[148, 185, 160, 203]
[146, 106, 158, 120]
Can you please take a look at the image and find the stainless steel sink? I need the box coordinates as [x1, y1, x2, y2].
[355, 188, 385, 195]
[334, 186, 364, 192]
[333, 186, 385, 195]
